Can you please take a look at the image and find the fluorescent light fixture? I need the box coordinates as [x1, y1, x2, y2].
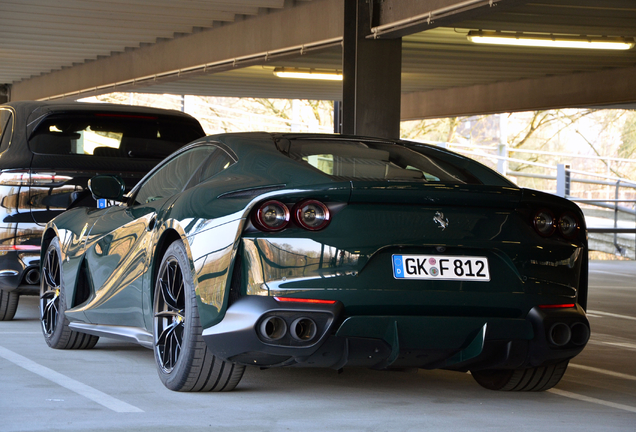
[467, 31, 636, 50]
[273, 68, 343, 81]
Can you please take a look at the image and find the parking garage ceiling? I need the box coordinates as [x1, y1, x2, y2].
[2, 0, 636, 118]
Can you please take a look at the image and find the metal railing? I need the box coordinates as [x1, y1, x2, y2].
[426, 140, 636, 259]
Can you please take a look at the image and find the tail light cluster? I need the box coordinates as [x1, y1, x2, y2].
[252, 199, 331, 232]
[533, 209, 580, 239]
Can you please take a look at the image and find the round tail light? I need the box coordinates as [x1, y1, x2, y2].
[533, 210, 555, 237]
[253, 200, 290, 232]
[294, 200, 331, 231]
[558, 213, 579, 239]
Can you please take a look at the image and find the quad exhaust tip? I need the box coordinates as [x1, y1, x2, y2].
[290, 317, 317, 342]
[259, 316, 287, 341]
[570, 322, 590, 346]
[548, 322, 572, 346]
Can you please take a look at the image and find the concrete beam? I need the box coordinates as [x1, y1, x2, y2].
[371, 0, 527, 38]
[10, 0, 343, 101]
[401, 65, 636, 120]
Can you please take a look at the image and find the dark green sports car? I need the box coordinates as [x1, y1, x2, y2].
[40, 132, 590, 392]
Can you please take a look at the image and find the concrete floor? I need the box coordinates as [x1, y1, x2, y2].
[1, 260, 635, 431]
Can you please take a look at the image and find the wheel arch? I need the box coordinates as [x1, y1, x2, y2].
[40, 226, 59, 262]
[151, 228, 183, 305]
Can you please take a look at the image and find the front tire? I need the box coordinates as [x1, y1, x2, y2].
[40, 237, 99, 349]
[153, 240, 245, 392]
[471, 360, 569, 391]
[0, 289, 19, 321]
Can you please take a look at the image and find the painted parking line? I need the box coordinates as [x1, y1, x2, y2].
[569, 364, 636, 381]
[589, 285, 636, 290]
[604, 342, 636, 350]
[548, 389, 636, 414]
[0, 345, 143, 413]
[587, 339, 636, 352]
[0, 331, 42, 334]
[587, 310, 636, 321]
[589, 270, 634, 277]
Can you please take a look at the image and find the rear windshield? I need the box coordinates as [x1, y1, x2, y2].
[282, 139, 481, 184]
[28, 113, 204, 159]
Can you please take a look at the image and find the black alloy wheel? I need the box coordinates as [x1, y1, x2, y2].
[153, 241, 245, 392]
[154, 255, 185, 374]
[40, 237, 99, 349]
[40, 241, 61, 337]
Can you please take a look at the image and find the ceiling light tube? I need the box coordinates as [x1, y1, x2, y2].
[467, 31, 636, 50]
[273, 68, 343, 81]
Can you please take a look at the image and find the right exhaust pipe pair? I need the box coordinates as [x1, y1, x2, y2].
[548, 321, 590, 347]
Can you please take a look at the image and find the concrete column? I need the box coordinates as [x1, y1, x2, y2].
[1, 85, 10, 104]
[333, 101, 342, 134]
[342, 0, 402, 139]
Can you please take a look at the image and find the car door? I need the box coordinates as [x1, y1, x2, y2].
[81, 145, 217, 327]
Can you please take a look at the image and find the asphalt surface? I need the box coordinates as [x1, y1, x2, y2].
[1, 260, 635, 431]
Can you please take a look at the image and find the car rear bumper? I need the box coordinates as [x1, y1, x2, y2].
[0, 251, 40, 294]
[202, 296, 589, 371]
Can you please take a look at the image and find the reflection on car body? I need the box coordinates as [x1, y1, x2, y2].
[40, 132, 590, 393]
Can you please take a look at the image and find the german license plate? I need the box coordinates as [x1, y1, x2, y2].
[392, 255, 490, 281]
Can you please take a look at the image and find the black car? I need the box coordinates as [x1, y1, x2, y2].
[0, 101, 205, 320]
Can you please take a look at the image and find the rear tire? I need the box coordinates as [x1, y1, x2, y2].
[0, 289, 19, 321]
[40, 237, 99, 349]
[153, 240, 245, 392]
[471, 360, 569, 391]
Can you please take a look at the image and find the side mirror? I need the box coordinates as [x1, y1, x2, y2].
[88, 175, 125, 201]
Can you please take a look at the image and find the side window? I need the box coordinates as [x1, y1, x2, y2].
[0, 110, 13, 152]
[134, 146, 215, 205]
[28, 114, 204, 159]
[199, 147, 235, 182]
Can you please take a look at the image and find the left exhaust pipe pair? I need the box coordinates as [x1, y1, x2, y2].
[258, 316, 317, 342]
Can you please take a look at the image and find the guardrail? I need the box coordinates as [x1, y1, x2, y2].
[424, 140, 636, 259]
[517, 169, 635, 258]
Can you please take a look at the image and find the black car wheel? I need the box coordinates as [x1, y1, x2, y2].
[471, 360, 569, 391]
[153, 240, 245, 392]
[40, 237, 99, 349]
[0, 289, 19, 321]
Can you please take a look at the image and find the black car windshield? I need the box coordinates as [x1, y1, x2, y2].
[28, 113, 204, 159]
[283, 139, 481, 184]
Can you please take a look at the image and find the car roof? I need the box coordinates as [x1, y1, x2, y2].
[0, 101, 204, 170]
[202, 132, 514, 188]
[1, 100, 194, 121]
